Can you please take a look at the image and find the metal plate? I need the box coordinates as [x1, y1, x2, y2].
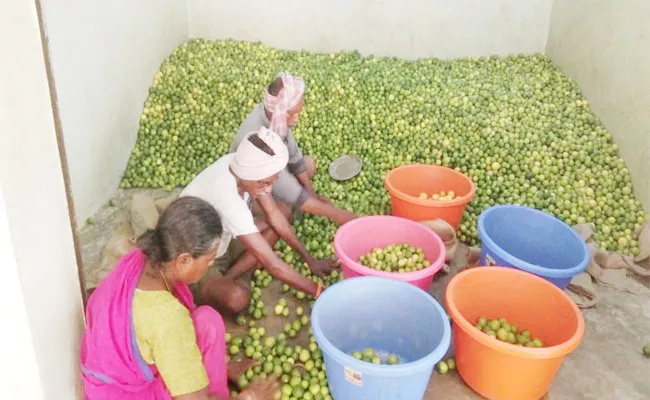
[328, 155, 362, 181]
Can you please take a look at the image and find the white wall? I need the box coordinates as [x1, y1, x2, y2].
[0, 192, 46, 400]
[0, 1, 84, 398]
[547, 0, 650, 208]
[39, 0, 189, 223]
[40, 0, 650, 221]
[189, 0, 553, 59]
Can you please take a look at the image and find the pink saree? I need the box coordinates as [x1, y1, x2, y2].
[80, 249, 229, 399]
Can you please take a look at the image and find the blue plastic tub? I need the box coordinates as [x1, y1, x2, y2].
[311, 276, 451, 400]
[478, 205, 590, 289]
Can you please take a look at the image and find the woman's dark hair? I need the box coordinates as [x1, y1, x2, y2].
[137, 196, 222, 266]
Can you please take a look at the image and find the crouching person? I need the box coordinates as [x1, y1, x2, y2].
[80, 197, 279, 400]
[180, 127, 329, 316]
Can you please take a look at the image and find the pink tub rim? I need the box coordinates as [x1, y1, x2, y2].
[333, 215, 447, 282]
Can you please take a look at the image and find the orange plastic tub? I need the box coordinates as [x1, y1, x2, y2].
[445, 267, 585, 400]
[384, 164, 475, 230]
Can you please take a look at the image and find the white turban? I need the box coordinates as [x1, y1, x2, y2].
[230, 127, 289, 181]
[263, 72, 305, 137]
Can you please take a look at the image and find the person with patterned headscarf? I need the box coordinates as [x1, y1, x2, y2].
[229, 72, 357, 279]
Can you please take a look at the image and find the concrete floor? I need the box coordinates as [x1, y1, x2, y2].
[79, 190, 650, 400]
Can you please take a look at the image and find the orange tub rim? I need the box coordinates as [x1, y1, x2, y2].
[384, 164, 477, 207]
[445, 266, 585, 360]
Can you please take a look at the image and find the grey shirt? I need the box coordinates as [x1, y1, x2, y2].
[229, 104, 307, 174]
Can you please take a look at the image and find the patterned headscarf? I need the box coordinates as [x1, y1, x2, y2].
[263, 72, 305, 137]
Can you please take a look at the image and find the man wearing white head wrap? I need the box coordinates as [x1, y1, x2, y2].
[180, 127, 327, 315]
[230, 126, 289, 181]
[230, 72, 357, 243]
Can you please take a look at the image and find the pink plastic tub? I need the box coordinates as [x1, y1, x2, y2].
[333, 216, 446, 290]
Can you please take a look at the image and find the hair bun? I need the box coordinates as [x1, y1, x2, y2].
[136, 229, 164, 263]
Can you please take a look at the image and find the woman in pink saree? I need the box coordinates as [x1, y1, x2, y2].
[80, 197, 278, 400]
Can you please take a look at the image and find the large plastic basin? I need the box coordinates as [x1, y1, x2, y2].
[312, 277, 451, 400]
[478, 205, 590, 289]
[334, 215, 446, 291]
[445, 267, 585, 400]
[384, 164, 475, 230]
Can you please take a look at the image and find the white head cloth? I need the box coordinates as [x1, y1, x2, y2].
[230, 126, 289, 181]
[263, 71, 305, 137]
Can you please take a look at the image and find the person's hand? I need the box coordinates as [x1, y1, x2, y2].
[227, 359, 259, 383]
[329, 209, 357, 226]
[238, 375, 280, 400]
[315, 193, 332, 204]
[338, 210, 357, 224]
[308, 258, 340, 278]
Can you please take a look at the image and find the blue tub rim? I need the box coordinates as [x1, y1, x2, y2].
[478, 204, 590, 279]
[311, 276, 451, 378]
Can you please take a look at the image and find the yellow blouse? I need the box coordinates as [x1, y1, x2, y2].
[132, 289, 209, 396]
